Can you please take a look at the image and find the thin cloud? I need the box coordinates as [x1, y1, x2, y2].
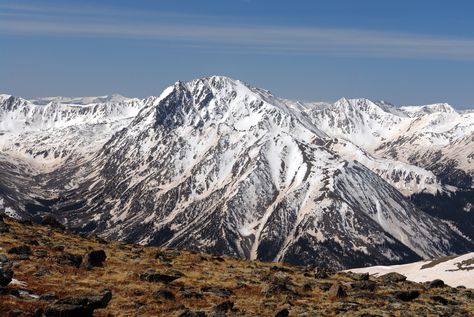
[1, 1, 474, 60]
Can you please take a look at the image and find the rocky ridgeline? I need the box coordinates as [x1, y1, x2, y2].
[1, 215, 474, 316]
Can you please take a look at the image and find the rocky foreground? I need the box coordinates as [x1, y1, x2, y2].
[1, 215, 473, 317]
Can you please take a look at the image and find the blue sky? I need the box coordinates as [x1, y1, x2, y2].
[1, 0, 474, 108]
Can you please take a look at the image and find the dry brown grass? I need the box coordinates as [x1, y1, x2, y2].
[1, 218, 474, 317]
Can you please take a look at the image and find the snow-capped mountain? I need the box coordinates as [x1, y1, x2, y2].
[0, 76, 473, 269]
[0, 94, 144, 170]
[306, 98, 474, 188]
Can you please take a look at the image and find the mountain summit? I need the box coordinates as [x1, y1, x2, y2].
[1, 76, 473, 269]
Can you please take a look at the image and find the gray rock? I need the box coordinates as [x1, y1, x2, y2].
[314, 267, 332, 279]
[346, 271, 370, 281]
[378, 272, 407, 283]
[140, 271, 182, 284]
[201, 286, 233, 297]
[55, 289, 112, 310]
[349, 280, 377, 291]
[55, 253, 82, 268]
[40, 292, 59, 301]
[328, 283, 347, 299]
[44, 304, 93, 317]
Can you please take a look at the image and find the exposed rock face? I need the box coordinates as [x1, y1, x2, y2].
[0, 77, 473, 270]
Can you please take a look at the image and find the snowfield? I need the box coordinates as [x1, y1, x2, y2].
[348, 252, 474, 288]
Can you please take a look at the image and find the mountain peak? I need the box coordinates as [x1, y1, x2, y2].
[401, 103, 457, 116]
[31, 94, 133, 106]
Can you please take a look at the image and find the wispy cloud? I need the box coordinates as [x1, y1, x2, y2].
[1, 1, 474, 60]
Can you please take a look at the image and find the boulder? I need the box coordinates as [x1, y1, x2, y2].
[314, 267, 331, 279]
[275, 308, 290, 317]
[34, 250, 48, 258]
[34, 308, 44, 317]
[349, 280, 377, 292]
[393, 290, 420, 302]
[262, 272, 295, 297]
[154, 251, 172, 264]
[7, 245, 32, 256]
[44, 304, 93, 317]
[55, 289, 112, 310]
[428, 279, 445, 289]
[270, 265, 291, 273]
[0, 220, 10, 234]
[7, 309, 23, 317]
[0, 288, 20, 296]
[52, 245, 65, 252]
[315, 282, 333, 291]
[155, 288, 175, 301]
[430, 295, 458, 305]
[140, 271, 182, 284]
[214, 300, 234, 313]
[201, 286, 234, 297]
[33, 266, 51, 277]
[41, 215, 65, 231]
[178, 309, 207, 317]
[40, 292, 59, 301]
[0, 266, 13, 287]
[328, 283, 347, 299]
[378, 272, 407, 283]
[56, 253, 83, 268]
[346, 271, 369, 281]
[24, 238, 39, 246]
[83, 250, 106, 268]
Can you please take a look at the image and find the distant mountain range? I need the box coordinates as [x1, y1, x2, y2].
[1, 76, 473, 269]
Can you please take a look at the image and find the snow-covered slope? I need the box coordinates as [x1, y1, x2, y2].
[348, 252, 474, 288]
[308, 98, 409, 150]
[326, 138, 442, 196]
[305, 98, 474, 188]
[0, 94, 145, 170]
[0, 76, 473, 270]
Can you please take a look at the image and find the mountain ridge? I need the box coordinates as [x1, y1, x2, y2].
[0, 76, 473, 269]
